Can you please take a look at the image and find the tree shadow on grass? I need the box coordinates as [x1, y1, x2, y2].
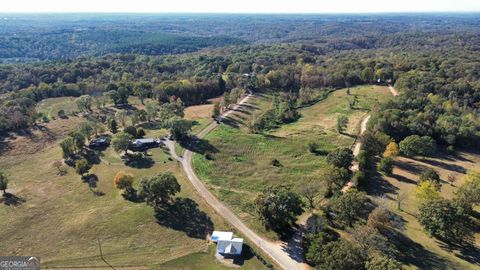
[220, 116, 241, 128]
[412, 157, 467, 174]
[390, 173, 418, 185]
[1, 192, 26, 206]
[362, 167, 399, 197]
[438, 241, 480, 266]
[387, 230, 452, 269]
[124, 153, 155, 168]
[82, 174, 105, 196]
[154, 198, 213, 239]
[179, 137, 218, 155]
[395, 159, 429, 175]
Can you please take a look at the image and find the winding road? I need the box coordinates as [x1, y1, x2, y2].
[164, 94, 308, 270]
[342, 85, 398, 192]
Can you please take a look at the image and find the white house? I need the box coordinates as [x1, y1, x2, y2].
[210, 231, 243, 256]
[129, 138, 161, 150]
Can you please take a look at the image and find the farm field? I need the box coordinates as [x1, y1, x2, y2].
[364, 150, 480, 270]
[0, 120, 267, 268]
[192, 85, 393, 238]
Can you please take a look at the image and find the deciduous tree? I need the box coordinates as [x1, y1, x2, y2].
[112, 132, 133, 155]
[138, 172, 181, 207]
[254, 185, 304, 234]
[327, 148, 354, 170]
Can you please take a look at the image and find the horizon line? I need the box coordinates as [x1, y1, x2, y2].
[1, 11, 480, 15]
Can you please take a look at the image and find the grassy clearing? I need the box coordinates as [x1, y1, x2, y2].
[36, 96, 78, 116]
[364, 151, 480, 270]
[192, 85, 392, 238]
[0, 118, 271, 268]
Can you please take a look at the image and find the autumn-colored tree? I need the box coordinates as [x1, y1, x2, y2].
[415, 181, 440, 203]
[383, 141, 399, 158]
[114, 171, 134, 192]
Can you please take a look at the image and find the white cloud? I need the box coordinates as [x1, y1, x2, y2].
[1, 0, 479, 13]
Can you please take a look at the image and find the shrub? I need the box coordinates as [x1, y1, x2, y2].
[366, 256, 403, 270]
[308, 142, 319, 153]
[352, 171, 366, 187]
[270, 159, 281, 167]
[75, 159, 90, 175]
[57, 109, 67, 119]
[136, 128, 146, 138]
[377, 157, 393, 175]
[124, 126, 137, 138]
[419, 168, 441, 190]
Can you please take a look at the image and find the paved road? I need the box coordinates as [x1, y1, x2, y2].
[164, 94, 308, 270]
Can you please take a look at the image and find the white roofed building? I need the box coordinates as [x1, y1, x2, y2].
[210, 231, 243, 256]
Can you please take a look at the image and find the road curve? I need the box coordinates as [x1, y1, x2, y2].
[165, 94, 308, 270]
[343, 85, 398, 192]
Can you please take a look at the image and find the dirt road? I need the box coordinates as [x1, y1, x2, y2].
[388, 85, 399, 96]
[343, 85, 398, 192]
[164, 94, 308, 270]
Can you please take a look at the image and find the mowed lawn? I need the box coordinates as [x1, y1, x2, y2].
[0, 121, 266, 269]
[192, 86, 393, 237]
[364, 151, 480, 270]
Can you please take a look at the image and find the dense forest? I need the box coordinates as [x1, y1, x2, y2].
[1, 14, 480, 147]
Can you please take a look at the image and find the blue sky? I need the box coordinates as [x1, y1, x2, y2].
[1, 0, 480, 13]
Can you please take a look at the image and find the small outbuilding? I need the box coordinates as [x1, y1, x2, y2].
[210, 231, 243, 256]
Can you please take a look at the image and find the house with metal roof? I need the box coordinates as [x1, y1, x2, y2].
[210, 231, 243, 256]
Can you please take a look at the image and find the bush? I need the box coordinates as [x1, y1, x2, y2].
[419, 168, 441, 190]
[366, 256, 403, 270]
[446, 145, 455, 153]
[308, 142, 319, 153]
[270, 159, 282, 167]
[136, 128, 146, 138]
[57, 109, 67, 119]
[356, 150, 367, 170]
[124, 126, 137, 138]
[75, 159, 90, 175]
[352, 171, 366, 187]
[377, 157, 393, 175]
